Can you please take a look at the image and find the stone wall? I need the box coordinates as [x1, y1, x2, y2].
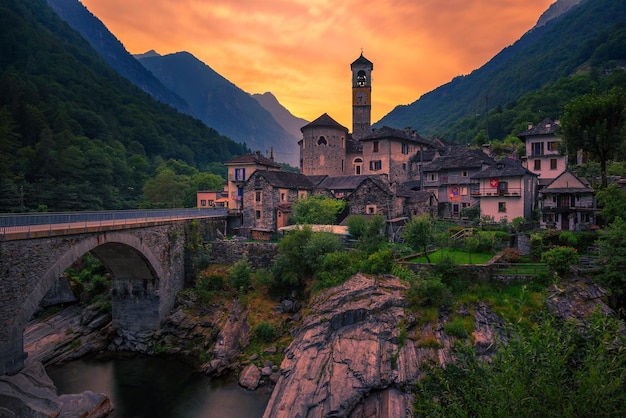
[210, 240, 278, 269]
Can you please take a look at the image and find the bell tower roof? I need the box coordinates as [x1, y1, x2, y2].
[351, 52, 373, 69]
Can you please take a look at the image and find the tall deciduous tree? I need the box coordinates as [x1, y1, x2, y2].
[561, 87, 626, 188]
[291, 196, 346, 225]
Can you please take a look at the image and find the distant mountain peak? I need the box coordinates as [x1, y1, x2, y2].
[133, 49, 161, 59]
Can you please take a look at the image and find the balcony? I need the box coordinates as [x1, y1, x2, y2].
[472, 187, 522, 198]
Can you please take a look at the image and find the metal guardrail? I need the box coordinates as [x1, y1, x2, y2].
[0, 208, 228, 240]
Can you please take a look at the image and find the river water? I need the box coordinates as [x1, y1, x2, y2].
[46, 355, 271, 418]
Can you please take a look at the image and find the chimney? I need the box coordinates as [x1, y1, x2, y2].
[270, 147, 274, 161]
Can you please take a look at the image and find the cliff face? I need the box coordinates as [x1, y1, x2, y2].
[263, 274, 497, 418]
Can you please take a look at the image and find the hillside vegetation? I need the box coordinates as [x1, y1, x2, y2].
[377, 0, 626, 139]
[0, 0, 247, 212]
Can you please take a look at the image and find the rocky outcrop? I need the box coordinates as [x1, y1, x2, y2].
[24, 304, 112, 366]
[203, 300, 250, 376]
[263, 274, 425, 417]
[546, 277, 613, 322]
[0, 361, 113, 418]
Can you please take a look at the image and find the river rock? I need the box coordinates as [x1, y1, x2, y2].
[239, 364, 261, 390]
[0, 361, 113, 418]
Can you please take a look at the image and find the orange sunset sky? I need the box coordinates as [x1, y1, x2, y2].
[81, 0, 555, 129]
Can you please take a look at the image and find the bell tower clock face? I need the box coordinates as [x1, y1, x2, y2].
[353, 88, 370, 106]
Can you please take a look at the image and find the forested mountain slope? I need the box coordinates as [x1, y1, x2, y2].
[0, 0, 247, 212]
[377, 0, 626, 138]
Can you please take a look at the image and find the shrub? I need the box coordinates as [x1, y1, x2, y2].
[444, 318, 469, 339]
[500, 248, 522, 263]
[559, 231, 578, 248]
[254, 322, 276, 343]
[302, 232, 342, 272]
[529, 233, 544, 261]
[411, 275, 452, 308]
[366, 249, 394, 274]
[542, 246, 579, 276]
[346, 216, 367, 239]
[230, 255, 252, 292]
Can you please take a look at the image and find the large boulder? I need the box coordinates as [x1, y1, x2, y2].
[0, 361, 113, 418]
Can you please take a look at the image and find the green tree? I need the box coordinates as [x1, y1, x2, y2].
[291, 195, 346, 225]
[562, 87, 626, 188]
[596, 184, 626, 224]
[415, 313, 626, 417]
[402, 215, 435, 262]
[142, 168, 188, 208]
[597, 217, 626, 305]
[542, 246, 579, 276]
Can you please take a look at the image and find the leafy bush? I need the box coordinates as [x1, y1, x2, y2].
[500, 247, 522, 263]
[365, 249, 395, 274]
[346, 216, 367, 239]
[559, 231, 578, 247]
[303, 232, 342, 272]
[410, 275, 453, 308]
[529, 233, 544, 261]
[443, 318, 469, 339]
[230, 255, 252, 292]
[416, 313, 626, 417]
[542, 246, 579, 276]
[312, 251, 362, 292]
[292, 195, 346, 225]
[254, 322, 276, 343]
[356, 215, 385, 254]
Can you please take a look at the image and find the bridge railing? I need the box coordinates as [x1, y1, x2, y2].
[0, 208, 228, 239]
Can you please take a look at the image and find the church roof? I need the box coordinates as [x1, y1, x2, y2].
[300, 113, 348, 132]
[351, 53, 373, 69]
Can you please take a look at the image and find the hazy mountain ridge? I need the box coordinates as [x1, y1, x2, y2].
[376, 0, 625, 138]
[136, 52, 301, 165]
[46, 0, 192, 115]
[252, 92, 309, 143]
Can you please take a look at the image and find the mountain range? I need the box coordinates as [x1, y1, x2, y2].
[377, 0, 626, 137]
[46, 0, 304, 166]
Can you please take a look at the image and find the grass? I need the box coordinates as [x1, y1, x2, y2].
[498, 263, 548, 275]
[409, 248, 494, 264]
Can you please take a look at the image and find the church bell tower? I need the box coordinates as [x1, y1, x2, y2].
[351, 52, 373, 140]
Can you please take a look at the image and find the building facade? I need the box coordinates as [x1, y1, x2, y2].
[518, 119, 567, 181]
[471, 158, 538, 223]
[351, 53, 373, 140]
[538, 170, 598, 230]
[224, 151, 281, 211]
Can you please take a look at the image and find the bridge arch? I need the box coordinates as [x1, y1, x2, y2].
[18, 232, 165, 333]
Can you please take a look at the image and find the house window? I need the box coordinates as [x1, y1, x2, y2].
[402, 163, 407, 171]
[534, 159, 541, 170]
[498, 181, 508, 195]
[235, 168, 246, 181]
[200, 199, 207, 207]
[461, 186, 468, 196]
[255, 191, 261, 202]
[547, 141, 558, 151]
[402, 143, 409, 155]
[366, 205, 377, 214]
[498, 202, 507, 213]
[281, 192, 286, 202]
[208, 200, 214, 206]
[427, 173, 438, 182]
[373, 141, 379, 153]
[355, 165, 361, 175]
[532, 142, 544, 156]
[317, 136, 327, 146]
[461, 171, 468, 177]
[255, 210, 261, 219]
[370, 160, 382, 171]
[550, 158, 557, 170]
[320, 154, 325, 166]
[299, 191, 307, 199]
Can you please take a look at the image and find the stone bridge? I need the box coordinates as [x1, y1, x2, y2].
[0, 215, 226, 375]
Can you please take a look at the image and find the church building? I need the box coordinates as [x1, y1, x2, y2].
[299, 53, 428, 184]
